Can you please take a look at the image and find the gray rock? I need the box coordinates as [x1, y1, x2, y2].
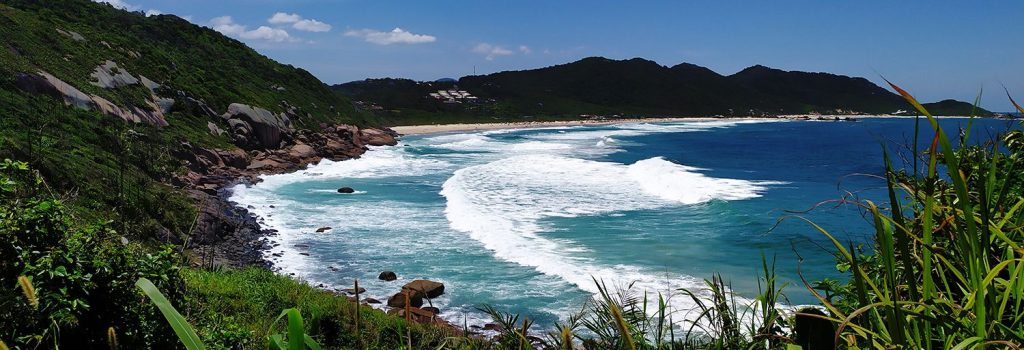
[208, 121, 225, 136]
[55, 28, 85, 42]
[140, 75, 161, 92]
[222, 103, 292, 149]
[15, 71, 94, 109]
[90, 60, 139, 89]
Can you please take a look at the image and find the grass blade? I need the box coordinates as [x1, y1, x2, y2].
[135, 278, 206, 350]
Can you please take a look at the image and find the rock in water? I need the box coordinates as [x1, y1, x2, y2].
[387, 292, 423, 308]
[378, 271, 397, 281]
[341, 287, 366, 295]
[315, 227, 332, 233]
[363, 298, 381, 304]
[338, 187, 355, 194]
[402, 280, 445, 299]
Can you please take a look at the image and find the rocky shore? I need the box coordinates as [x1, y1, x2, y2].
[167, 103, 399, 268]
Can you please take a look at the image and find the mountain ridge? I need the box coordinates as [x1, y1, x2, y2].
[334, 56, 992, 124]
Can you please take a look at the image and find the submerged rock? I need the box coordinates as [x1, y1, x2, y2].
[341, 287, 366, 295]
[338, 187, 355, 194]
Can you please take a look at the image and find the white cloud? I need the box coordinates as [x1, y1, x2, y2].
[144, 9, 163, 17]
[519, 45, 532, 54]
[345, 28, 436, 45]
[473, 43, 514, 60]
[293, 19, 331, 32]
[268, 12, 332, 32]
[268, 12, 302, 24]
[209, 16, 298, 43]
[241, 26, 294, 42]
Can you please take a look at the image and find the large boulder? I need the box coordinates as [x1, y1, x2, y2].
[359, 128, 398, 146]
[378, 271, 397, 281]
[223, 103, 293, 149]
[387, 292, 423, 308]
[287, 143, 316, 160]
[216, 148, 250, 169]
[402, 280, 445, 299]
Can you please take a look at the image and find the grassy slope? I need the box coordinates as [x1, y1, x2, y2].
[181, 268, 458, 349]
[0, 0, 376, 236]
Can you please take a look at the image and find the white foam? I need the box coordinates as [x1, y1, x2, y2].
[252, 147, 452, 190]
[440, 154, 777, 322]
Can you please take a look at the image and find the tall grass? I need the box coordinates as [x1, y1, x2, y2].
[797, 84, 1024, 349]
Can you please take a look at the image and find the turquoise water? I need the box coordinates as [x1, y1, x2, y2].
[230, 117, 1015, 327]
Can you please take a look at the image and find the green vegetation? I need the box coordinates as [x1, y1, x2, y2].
[333, 57, 993, 125]
[3, 0, 1024, 349]
[0, 0, 374, 237]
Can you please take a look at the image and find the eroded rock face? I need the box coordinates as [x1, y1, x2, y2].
[90, 60, 140, 89]
[15, 71, 94, 109]
[15, 70, 169, 126]
[223, 103, 293, 149]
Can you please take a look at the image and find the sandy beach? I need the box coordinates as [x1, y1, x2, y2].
[389, 117, 724, 135]
[387, 115, 891, 135]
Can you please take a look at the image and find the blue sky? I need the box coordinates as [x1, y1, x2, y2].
[98, 0, 1023, 111]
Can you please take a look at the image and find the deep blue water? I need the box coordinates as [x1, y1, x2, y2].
[230, 117, 1016, 328]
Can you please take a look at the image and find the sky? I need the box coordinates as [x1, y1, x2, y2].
[97, 0, 1024, 112]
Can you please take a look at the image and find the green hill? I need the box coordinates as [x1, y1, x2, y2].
[334, 56, 993, 124]
[0, 0, 374, 235]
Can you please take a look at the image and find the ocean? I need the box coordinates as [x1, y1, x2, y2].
[229, 117, 1015, 328]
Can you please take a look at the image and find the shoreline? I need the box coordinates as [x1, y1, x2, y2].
[388, 115, 891, 135]
[390, 114, 995, 136]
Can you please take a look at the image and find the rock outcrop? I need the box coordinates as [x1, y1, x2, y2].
[15, 70, 169, 126]
[359, 128, 398, 146]
[90, 60, 140, 89]
[55, 28, 85, 42]
[184, 189, 270, 268]
[402, 280, 445, 299]
[15, 71, 93, 108]
[222, 103, 293, 149]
